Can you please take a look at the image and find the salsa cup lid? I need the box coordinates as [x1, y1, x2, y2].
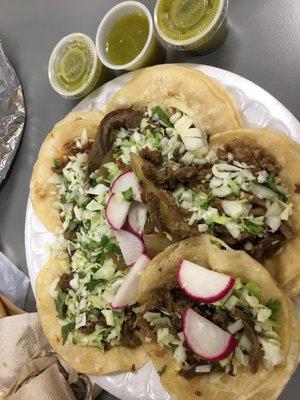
[48, 32, 100, 98]
[154, 0, 228, 49]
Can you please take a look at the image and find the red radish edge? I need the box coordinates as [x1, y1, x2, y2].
[183, 309, 237, 362]
[105, 194, 130, 230]
[177, 260, 235, 304]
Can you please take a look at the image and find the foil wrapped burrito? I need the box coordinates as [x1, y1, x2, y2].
[0, 40, 26, 184]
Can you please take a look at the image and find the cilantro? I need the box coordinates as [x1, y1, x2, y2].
[52, 158, 63, 172]
[243, 219, 262, 235]
[266, 299, 281, 318]
[123, 188, 134, 202]
[98, 253, 106, 265]
[54, 159, 62, 168]
[266, 172, 277, 192]
[89, 308, 102, 317]
[266, 172, 287, 202]
[55, 290, 67, 319]
[100, 235, 110, 247]
[245, 282, 262, 298]
[86, 279, 102, 291]
[208, 223, 215, 236]
[210, 238, 221, 248]
[67, 219, 79, 232]
[90, 179, 98, 187]
[157, 365, 167, 376]
[83, 220, 91, 229]
[266, 318, 282, 327]
[200, 194, 213, 210]
[106, 242, 119, 253]
[152, 106, 172, 127]
[61, 323, 75, 344]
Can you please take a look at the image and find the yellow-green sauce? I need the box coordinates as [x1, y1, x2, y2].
[105, 12, 149, 65]
[54, 38, 93, 92]
[157, 0, 222, 41]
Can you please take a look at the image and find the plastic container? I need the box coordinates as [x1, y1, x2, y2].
[95, 1, 165, 71]
[154, 0, 229, 55]
[48, 33, 112, 99]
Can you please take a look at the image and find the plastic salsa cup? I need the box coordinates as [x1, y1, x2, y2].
[154, 0, 229, 54]
[95, 1, 165, 71]
[48, 33, 113, 99]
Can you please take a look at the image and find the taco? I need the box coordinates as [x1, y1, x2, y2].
[36, 235, 299, 400]
[134, 236, 300, 400]
[106, 65, 243, 135]
[30, 111, 103, 233]
[36, 257, 149, 375]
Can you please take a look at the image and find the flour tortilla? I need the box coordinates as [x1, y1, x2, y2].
[36, 258, 148, 375]
[210, 129, 300, 298]
[137, 235, 300, 400]
[107, 65, 243, 135]
[30, 111, 103, 233]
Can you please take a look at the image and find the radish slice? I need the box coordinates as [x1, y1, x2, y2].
[178, 260, 235, 303]
[111, 254, 150, 309]
[127, 202, 147, 236]
[183, 308, 237, 362]
[111, 171, 141, 202]
[114, 229, 145, 266]
[105, 194, 130, 230]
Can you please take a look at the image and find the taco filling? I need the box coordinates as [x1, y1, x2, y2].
[108, 106, 294, 260]
[48, 105, 294, 349]
[130, 259, 284, 379]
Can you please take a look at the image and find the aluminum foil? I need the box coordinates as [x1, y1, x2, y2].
[0, 41, 26, 184]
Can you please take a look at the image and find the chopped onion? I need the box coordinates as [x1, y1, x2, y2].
[169, 111, 182, 124]
[225, 222, 241, 239]
[195, 365, 212, 373]
[266, 201, 282, 218]
[252, 184, 276, 199]
[198, 223, 208, 232]
[266, 216, 281, 232]
[228, 319, 243, 334]
[212, 185, 232, 198]
[222, 200, 251, 219]
[209, 177, 223, 189]
[86, 183, 108, 196]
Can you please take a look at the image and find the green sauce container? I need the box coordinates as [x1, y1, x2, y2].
[154, 0, 229, 54]
[96, 1, 165, 71]
[48, 33, 114, 99]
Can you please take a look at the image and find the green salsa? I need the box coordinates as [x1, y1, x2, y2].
[157, 0, 223, 41]
[104, 12, 149, 65]
[54, 38, 94, 92]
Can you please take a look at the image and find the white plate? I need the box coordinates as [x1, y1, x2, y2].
[25, 64, 300, 400]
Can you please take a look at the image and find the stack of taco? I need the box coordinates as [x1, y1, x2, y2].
[31, 66, 300, 399]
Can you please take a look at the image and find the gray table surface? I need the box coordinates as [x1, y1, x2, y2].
[0, 0, 299, 399]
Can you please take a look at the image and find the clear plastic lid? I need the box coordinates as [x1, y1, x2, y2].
[48, 33, 101, 99]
